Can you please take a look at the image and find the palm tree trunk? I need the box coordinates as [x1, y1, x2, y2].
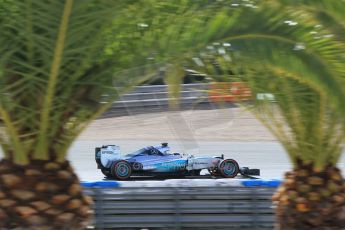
[273, 159, 345, 230]
[0, 159, 93, 230]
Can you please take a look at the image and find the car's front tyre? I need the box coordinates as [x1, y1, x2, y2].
[218, 159, 239, 178]
[110, 160, 132, 180]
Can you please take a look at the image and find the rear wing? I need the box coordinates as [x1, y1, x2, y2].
[95, 147, 101, 169]
[95, 145, 121, 169]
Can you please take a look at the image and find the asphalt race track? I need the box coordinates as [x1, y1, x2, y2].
[0, 140, 344, 181]
[1, 107, 344, 182]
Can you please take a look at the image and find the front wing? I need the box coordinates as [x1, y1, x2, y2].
[240, 167, 260, 176]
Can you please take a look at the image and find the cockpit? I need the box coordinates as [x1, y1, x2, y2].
[125, 143, 171, 157]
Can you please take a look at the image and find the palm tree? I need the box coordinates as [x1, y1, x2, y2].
[256, 75, 345, 230]
[180, 2, 345, 228]
[0, 1, 142, 229]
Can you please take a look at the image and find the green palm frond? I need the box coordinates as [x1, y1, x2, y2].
[276, 0, 345, 27]
[186, 31, 345, 168]
[0, 0, 130, 164]
[1, 0, 210, 164]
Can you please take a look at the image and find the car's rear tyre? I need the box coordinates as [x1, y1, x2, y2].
[111, 160, 132, 180]
[218, 159, 239, 178]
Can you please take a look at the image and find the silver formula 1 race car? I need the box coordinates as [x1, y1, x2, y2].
[95, 143, 260, 180]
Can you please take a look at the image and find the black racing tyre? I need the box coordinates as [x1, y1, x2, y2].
[218, 159, 239, 178]
[110, 160, 132, 180]
[101, 168, 112, 178]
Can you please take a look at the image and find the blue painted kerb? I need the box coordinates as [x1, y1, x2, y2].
[241, 179, 282, 187]
[81, 181, 120, 188]
[81, 179, 282, 188]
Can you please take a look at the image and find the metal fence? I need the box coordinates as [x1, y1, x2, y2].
[85, 186, 276, 230]
[102, 83, 228, 118]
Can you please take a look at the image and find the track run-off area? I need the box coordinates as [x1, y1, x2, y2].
[72, 108, 345, 181]
[1, 108, 344, 181]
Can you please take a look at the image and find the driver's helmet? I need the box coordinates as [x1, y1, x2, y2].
[154, 145, 170, 155]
